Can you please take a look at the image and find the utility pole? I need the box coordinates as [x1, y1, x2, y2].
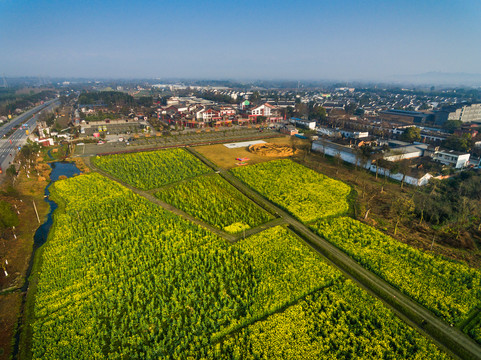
[1, 74, 7, 88]
[33, 200, 41, 224]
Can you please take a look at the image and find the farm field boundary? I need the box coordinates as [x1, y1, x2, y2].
[73, 132, 281, 158]
[186, 146, 481, 360]
[86, 157, 287, 243]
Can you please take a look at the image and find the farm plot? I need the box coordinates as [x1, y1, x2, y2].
[155, 174, 273, 234]
[30, 173, 257, 359]
[91, 148, 211, 190]
[310, 216, 481, 325]
[207, 280, 449, 359]
[231, 159, 351, 222]
[28, 174, 345, 359]
[28, 173, 450, 359]
[232, 226, 341, 317]
[469, 321, 481, 345]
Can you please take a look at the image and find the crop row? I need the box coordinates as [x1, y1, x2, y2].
[30, 174, 342, 359]
[92, 148, 211, 190]
[310, 216, 481, 325]
[231, 159, 351, 222]
[30, 173, 447, 358]
[207, 280, 449, 359]
[155, 174, 273, 234]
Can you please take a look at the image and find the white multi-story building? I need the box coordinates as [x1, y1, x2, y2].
[433, 150, 470, 168]
[447, 103, 481, 123]
[250, 103, 277, 117]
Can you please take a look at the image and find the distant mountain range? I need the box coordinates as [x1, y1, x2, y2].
[389, 72, 481, 87]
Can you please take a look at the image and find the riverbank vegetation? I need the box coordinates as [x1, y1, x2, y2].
[0, 153, 51, 360]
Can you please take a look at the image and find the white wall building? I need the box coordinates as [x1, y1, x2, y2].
[290, 118, 316, 129]
[383, 143, 428, 162]
[433, 150, 470, 168]
[250, 103, 278, 117]
[341, 130, 369, 139]
[312, 139, 433, 186]
[448, 103, 481, 123]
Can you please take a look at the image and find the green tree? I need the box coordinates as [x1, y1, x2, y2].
[345, 102, 357, 115]
[443, 120, 463, 132]
[250, 91, 260, 103]
[400, 127, 421, 142]
[443, 134, 472, 152]
[256, 115, 267, 124]
[309, 105, 327, 120]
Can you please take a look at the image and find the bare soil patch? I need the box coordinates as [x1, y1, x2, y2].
[248, 142, 299, 157]
[194, 136, 304, 169]
[0, 292, 22, 360]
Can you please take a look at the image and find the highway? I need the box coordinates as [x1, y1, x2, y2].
[0, 99, 59, 173]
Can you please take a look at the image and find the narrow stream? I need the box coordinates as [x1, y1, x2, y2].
[32, 162, 80, 248]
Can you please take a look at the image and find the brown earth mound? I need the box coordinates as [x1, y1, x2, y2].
[248, 143, 298, 157]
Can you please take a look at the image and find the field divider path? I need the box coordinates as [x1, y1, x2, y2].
[459, 307, 481, 333]
[146, 171, 216, 194]
[232, 217, 287, 242]
[186, 147, 481, 360]
[84, 157, 237, 243]
[208, 280, 338, 346]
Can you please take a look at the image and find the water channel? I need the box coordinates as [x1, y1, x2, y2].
[33, 161, 80, 247]
[13, 161, 80, 359]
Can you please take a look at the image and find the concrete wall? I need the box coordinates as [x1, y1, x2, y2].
[312, 140, 431, 186]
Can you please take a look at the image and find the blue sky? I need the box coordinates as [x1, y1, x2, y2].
[1, 0, 480, 80]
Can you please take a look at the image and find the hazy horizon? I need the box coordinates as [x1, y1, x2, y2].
[1, 0, 481, 82]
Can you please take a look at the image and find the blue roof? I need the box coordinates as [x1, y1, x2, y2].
[381, 109, 431, 117]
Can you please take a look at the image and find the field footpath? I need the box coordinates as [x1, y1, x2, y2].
[186, 147, 481, 360]
[84, 157, 288, 244]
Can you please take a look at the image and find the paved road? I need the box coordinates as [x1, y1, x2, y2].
[187, 147, 481, 360]
[73, 129, 279, 157]
[0, 99, 59, 173]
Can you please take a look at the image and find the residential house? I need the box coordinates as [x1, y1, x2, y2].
[280, 125, 298, 136]
[249, 103, 282, 122]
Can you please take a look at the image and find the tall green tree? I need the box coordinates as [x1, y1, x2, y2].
[400, 127, 421, 142]
[443, 134, 472, 152]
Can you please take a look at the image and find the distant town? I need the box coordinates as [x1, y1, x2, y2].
[3, 78, 481, 359]
[2, 78, 481, 187]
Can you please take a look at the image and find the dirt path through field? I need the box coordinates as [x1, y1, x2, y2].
[187, 146, 481, 360]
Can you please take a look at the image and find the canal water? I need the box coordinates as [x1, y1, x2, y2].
[33, 161, 80, 247]
[13, 161, 81, 359]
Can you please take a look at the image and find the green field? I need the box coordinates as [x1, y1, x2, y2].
[469, 321, 481, 345]
[225, 226, 342, 333]
[27, 173, 448, 358]
[31, 174, 252, 358]
[310, 216, 481, 324]
[91, 148, 211, 190]
[208, 280, 449, 359]
[156, 174, 273, 233]
[231, 159, 351, 222]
